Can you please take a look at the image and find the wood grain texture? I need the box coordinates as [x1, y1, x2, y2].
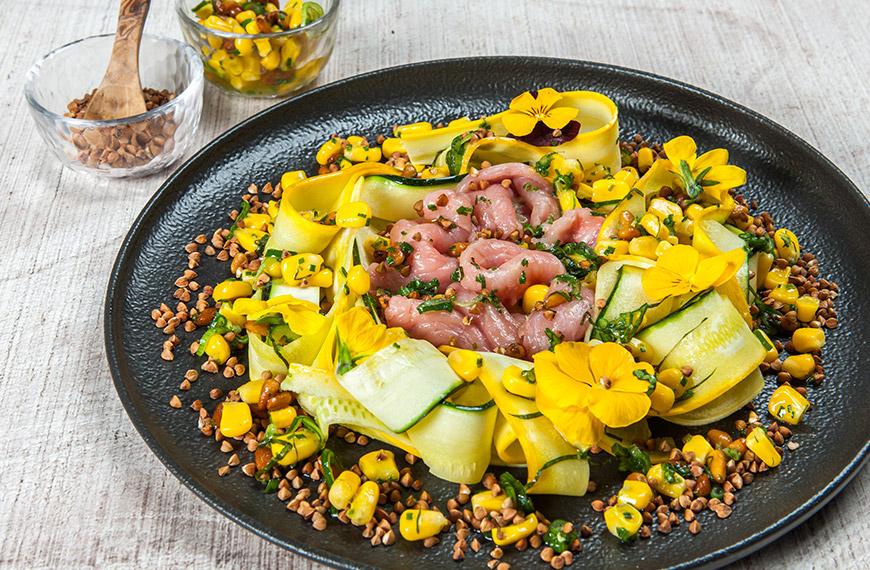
[1, 0, 867, 568]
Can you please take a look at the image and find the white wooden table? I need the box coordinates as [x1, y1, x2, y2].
[2, 0, 867, 568]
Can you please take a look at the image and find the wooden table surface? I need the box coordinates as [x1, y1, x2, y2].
[2, 0, 867, 568]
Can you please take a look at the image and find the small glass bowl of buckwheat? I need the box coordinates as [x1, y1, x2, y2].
[24, 33, 204, 178]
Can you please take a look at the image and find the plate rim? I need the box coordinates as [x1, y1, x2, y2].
[104, 55, 870, 570]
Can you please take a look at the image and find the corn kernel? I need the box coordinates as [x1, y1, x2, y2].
[400, 509, 449, 541]
[768, 385, 811, 425]
[557, 187, 580, 211]
[238, 379, 265, 404]
[654, 239, 673, 257]
[595, 239, 629, 257]
[207, 35, 223, 49]
[308, 268, 334, 288]
[346, 265, 371, 296]
[782, 354, 815, 379]
[769, 283, 799, 305]
[219, 401, 252, 437]
[685, 203, 705, 220]
[336, 201, 372, 228]
[359, 450, 400, 482]
[682, 435, 714, 463]
[755, 330, 779, 363]
[649, 382, 675, 413]
[328, 470, 361, 510]
[592, 179, 631, 203]
[648, 198, 683, 223]
[492, 514, 538, 546]
[637, 147, 655, 172]
[271, 429, 320, 466]
[213, 279, 253, 302]
[617, 480, 654, 510]
[343, 143, 382, 163]
[222, 56, 244, 76]
[502, 365, 535, 399]
[471, 490, 508, 512]
[234, 37, 254, 56]
[255, 38, 272, 57]
[646, 463, 687, 498]
[235, 228, 267, 253]
[204, 333, 231, 364]
[628, 236, 659, 259]
[315, 137, 344, 165]
[745, 426, 782, 467]
[347, 481, 379, 525]
[269, 406, 297, 428]
[522, 284, 549, 313]
[764, 266, 790, 290]
[346, 135, 367, 146]
[261, 48, 281, 70]
[792, 327, 825, 353]
[774, 229, 800, 263]
[281, 253, 323, 285]
[232, 297, 268, 315]
[280, 38, 301, 70]
[260, 257, 282, 279]
[381, 137, 406, 157]
[613, 166, 639, 187]
[281, 169, 307, 189]
[604, 504, 642, 541]
[657, 367, 687, 398]
[394, 121, 432, 137]
[235, 9, 256, 22]
[242, 213, 271, 232]
[447, 349, 482, 382]
[640, 212, 665, 238]
[796, 295, 820, 322]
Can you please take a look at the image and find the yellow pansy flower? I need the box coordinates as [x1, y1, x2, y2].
[502, 88, 579, 137]
[247, 295, 327, 336]
[534, 342, 655, 448]
[641, 244, 745, 301]
[663, 135, 747, 202]
[335, 307, 405, 373]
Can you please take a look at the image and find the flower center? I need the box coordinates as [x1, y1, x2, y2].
[599, 375, 612, 389]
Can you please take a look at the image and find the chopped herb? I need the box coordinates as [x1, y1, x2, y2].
[522, 222, 544, 238]
[612, 443, 652, 473]
[456, 205, 473, 215]
[519, 271, 526, 284]
[242, 2, 265, 16]
[710, 485, 725, 500]
[539, 241, 603, 280]
[553, 171, 575, 195]
[672, 461, 693, 479]
[662, 462, 679, 484]
[603, 245, 615, 255]
[591, 304, 648, 343]
[417, 298, 454, 313]
[534, 152, 558, 176]
[227, 200, 251, 238]
[740, 232, 775, 256]
[450, 266, 464, 282]
[262, 478, 280, 494]
[522, 182, 541, 193]
[445, 132, 474, 175]
[723, 447, 742, 461]
[335, 335, 358, 375]
[543, 519, 577, 554]
[633, 368, 657, 396]
[615, 527, 634, 543]
[397, 278, 440, 297]
[662, 214, 676, 234]
[320, 448, 340, 486]
[521, 258, 529, 267]
[475, 273, 487, 289]
[398, 242, 414, 256]
[426, 203, 437, 211]
[545, 328, 562, 350]
[521, 368, 536, 383]
[498, 472, 535, 514]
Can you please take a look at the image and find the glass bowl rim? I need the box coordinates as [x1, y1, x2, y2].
[174, 0, 340, 40]
[23, 33, 204, 129]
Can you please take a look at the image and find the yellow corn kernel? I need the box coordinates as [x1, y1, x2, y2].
[575, 182, 594, 200]
[492, 514, 538, 546]
[557, 187, 580, 211]
[628, 236, 659, 259]
[203, 15, 232, 32]
[242, 213, 271, 232]
[220, 402, 252, 437]
[768, 385, 811, 425]
[264, 2, 278, 12]
[746, 426, 782, 467]
[648, 197, 684, 223]
[234, 37, 254, 56]
[346, 265, 371, 296]
[213, 279, 254, 302]
[347, 481, 379, 525]
[782, 354, 815, 379]
[595, 239, 629, 257]
[281, 169, 307, 189]
[315, 137, 344, 165]
[267, 200, 279, 219]
[502, 365, 535, 399]
[261, 257, 283, 279]
[346, 135, 367, 146]
[637, 147, 655, 172]
[343, 143, 382, 163]
[764, 266, 790, 290]
[591, 179, 631, 203]
[613, 166, 639, 187]
[394, 121, 432, 137]
[792, 327, 825, 353]
[204, 333, 231, 364]
[238, 379, 265, 404]
[400, 509, 449, 541]
[640, 213, 665, 238]
[308, 268, 334, 288]
[769, 283, 799, 305]
[774, 229, 800, 263]
[471, 490, 508, 512]
[235, 9, 256, 22]
[654, 239, 673, 258]
[235, 228, 267, 253]
[755, 329, 779, 363]
[281, 253, 323, 285]
[617, 480, 654, 510]
[279, 38, 301, 71]
[229, 75, 246, 91]
[522, 284, 550, 313]
[232, 297, 268, 315]
[657, 367, 687, 398]
[447, 349, 482, 382]
[207, 34, 223, 49]
[796, 295, 820, 322]
[685, 203, 705, 220]
[243, 19, 260, 34]
[255, 38, 272, 57]
[269, 406, 297, 428]
[335, 201, 372, 228]
[646, 463, 687, 498]
[604, 503, 642, 541]
[381, 137, 406, 157]
[222, 55, 244, 76]
[271, 429, 320, 466]
[359, 449, 400, 482]
[682, 434, 714, 463]
[649, 382, 675, 413]
[261, 48, 281, 70]
[328, 470, 361, 510]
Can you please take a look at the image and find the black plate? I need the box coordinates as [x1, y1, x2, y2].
[105, 57, 870, 569]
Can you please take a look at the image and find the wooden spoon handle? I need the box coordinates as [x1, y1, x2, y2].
[104, 0, 151, 87]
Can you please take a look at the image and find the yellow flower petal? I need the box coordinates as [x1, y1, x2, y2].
[541, 404, 604, 448]
[701, 164, 747, 200]
[535, 349, 591, 408]
[532, 87, 563, 111]
[695, 148, 729, 171]
[541, 106, 579, 130]
[249, 297, 326, 336]
[588, 343, 636, 386]
[663, 136, 697, 167]
[502, 111, 539, 137]
[609, 364, 654, 395]
[551, 342, 594, 385]
[587, 389, 651, 428]
[656, 244, 700, 279]
[508, 91, 537, 113]
[336, 307, 405, 356]
[693, 248, 746, 290]
[642, 266, 693, 301]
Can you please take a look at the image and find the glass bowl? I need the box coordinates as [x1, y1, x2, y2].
[24, 34, 203, 179]
[175, 0, 339, 98]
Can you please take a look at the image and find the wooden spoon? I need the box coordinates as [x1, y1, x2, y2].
[82, 0, 151, 120]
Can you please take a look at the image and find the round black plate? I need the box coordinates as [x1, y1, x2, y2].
[105, 57, 869, 569]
